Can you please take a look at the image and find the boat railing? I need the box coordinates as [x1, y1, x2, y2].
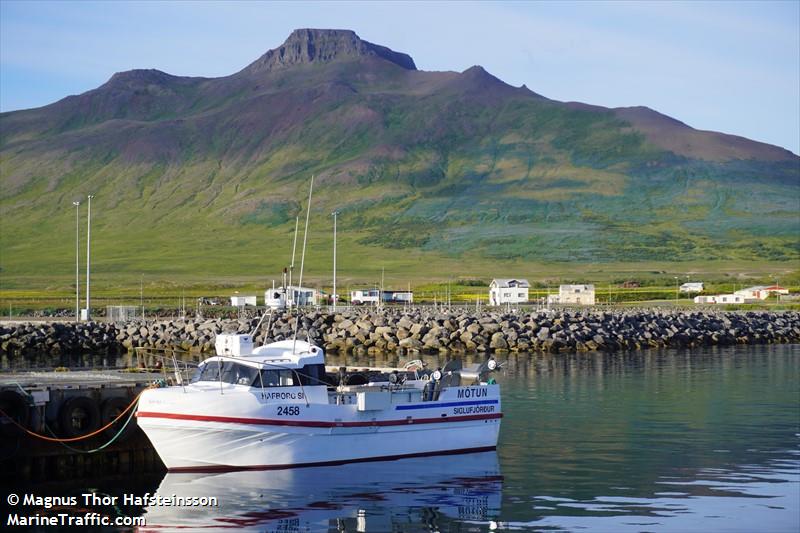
[132, 347, 197, 387]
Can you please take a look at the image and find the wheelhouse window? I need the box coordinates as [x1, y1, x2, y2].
[257, 369, 296, 387]
[192, 361, 220, 383]
[192, 361, 329, 388]
[297, 364, 327, 386]
[221, 362, 260, 386]
[192, 361, 260, 386]
[253, 364, 328, 388]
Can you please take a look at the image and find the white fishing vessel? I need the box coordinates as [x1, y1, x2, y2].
[136, 334, 502, 471]
[137, 177, 501, 471]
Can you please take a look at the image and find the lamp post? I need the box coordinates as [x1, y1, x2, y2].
[674, 276, 679, 303]
[85, 194, 94, 320]
[73, 201, 81, 321]
[332, 210, 339, 310]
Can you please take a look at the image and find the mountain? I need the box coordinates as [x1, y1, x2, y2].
[1, 29, 798, 284]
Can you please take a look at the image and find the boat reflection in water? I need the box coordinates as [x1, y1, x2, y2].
[141, 451, 502, 532]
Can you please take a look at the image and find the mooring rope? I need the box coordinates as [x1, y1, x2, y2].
[0, 385, 153, 443]
[46, 404, 140, 454]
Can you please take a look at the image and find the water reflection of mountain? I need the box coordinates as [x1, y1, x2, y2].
[142, 452, 502, 532]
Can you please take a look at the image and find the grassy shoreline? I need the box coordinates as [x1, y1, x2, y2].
[1, 262, 796, 315]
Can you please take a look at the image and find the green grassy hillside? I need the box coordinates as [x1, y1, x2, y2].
[1, 29, 798, 292]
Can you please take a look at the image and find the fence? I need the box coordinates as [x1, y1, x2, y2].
[106, 305, 140, 323]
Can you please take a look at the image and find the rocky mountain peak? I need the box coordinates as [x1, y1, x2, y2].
[241, 28, 417, 74]
[103, 69, 175, 87]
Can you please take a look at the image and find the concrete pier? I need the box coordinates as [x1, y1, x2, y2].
[0, 370, 164, 482]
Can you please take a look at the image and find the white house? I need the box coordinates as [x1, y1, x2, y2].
[734, 285, 788, 301]
[230, 295, 257, 307]
[680, 282, 704, 293]
[489, 279, 530, 306]
[716, 293, 745, 304]
[548, 284, 596, 305]
[264, 285, 318, 308]
[350, 288, 380, 305]
[382, 290, 414, 304]
[694, 294, 745, 304]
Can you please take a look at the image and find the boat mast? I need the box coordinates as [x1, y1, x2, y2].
[292, 175, 314, 354]
[288, 216, 299, 308]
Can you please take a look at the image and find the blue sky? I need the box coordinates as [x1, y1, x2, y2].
[1, 1, 798, 154]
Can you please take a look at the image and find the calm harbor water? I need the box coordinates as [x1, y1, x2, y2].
[5, 344, 799, 532]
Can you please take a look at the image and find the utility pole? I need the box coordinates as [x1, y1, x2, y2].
[73, 201, 81, 321]
[85, 194, 94, 320]
[140, 274, 144, 319]
[380, 267, 385, 310]
[674, 276, 679, 303]
[332, 210, 339, 310]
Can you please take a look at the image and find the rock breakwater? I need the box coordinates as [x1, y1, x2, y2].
[2, 309, 799, 366]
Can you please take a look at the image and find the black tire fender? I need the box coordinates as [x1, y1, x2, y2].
[0, 390, 30, 437]
[100, 396, 136, 441]
[58, 395, 101, 438]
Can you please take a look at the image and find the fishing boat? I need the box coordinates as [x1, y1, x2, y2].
[135, 334, 502, 471]
[137, 176, 501, 471]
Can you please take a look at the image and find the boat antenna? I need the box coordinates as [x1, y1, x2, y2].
[292, 175, 314, 354]
[251, 217, 297, 337]
[289, 215, 299, 307]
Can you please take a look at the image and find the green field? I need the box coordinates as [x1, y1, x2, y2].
[1, 258, 797, 315]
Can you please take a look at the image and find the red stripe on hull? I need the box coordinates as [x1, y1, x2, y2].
[136, 411, 502, 427]
[167, 446, 499, 473]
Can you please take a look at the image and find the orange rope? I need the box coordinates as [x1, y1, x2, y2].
[0, 385, 154, 443]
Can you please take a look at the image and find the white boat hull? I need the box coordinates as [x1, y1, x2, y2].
[138, 417, 499, 470]
[137, 383, 501, 471]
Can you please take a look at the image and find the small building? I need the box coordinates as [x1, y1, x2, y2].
[680, 282, 704, 293]
[716, 293, 745, 304]
[548, 284, 596, 306]
[382, 290, 414, 304]
[694, 294, 745, 304]
[230, 295, 257, 307]
[621, 280, 641, 288]
[489, 279, 530, 306]
[264, 286, 318, 308]
[765, 285, 789, 295]
[734, 285, 788, 301]
[350, 288, 380, 305]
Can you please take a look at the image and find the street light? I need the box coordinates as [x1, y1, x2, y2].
[85, 194, 94, 320]
[331, 210, 339, 310]
[73, 201, 81, 321]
